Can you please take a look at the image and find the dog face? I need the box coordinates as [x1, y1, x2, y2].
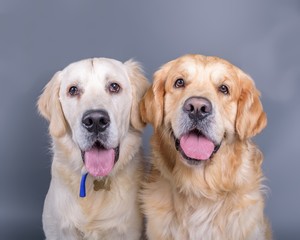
[140, 54, 267, 167]
[38, 58, 148, 177]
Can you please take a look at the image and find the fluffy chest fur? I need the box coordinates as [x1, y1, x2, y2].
[142, 165, 267, 240]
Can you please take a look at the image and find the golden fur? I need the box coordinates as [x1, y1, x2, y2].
[38, 58, 149, 239]
[140, 54, 271, 240]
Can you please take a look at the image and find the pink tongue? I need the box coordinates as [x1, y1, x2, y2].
[180, 133, 215, 160]
[84, 148, 115, 177]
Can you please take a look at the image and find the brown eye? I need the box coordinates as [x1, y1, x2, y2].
[219, 84, 229, 95]
[109, 82, 121, 93]
[69, 86, 79, 96]
[174, 78, 185, 88]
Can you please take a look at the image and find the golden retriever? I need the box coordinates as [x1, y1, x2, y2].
[140, 54, 271, 240]
[38, 58, 149, 239]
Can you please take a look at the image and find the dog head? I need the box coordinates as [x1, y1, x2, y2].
[140, 54, 267, 167]
[38, 58, 148, 177]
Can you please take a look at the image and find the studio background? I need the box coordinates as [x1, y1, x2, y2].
[1, 0, 299, 239]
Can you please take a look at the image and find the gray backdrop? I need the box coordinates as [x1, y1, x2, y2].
[1, 0, 299, 239]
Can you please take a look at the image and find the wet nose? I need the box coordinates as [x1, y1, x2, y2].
[82, 110, 110, 133]
[183, 97, 212, 120]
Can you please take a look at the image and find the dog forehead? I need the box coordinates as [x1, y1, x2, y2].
[168, 58, 204, 78]
[93, 58, 128, 79]
[205, 62, 231, 82]
[190, 62, 234, 85]
[169, 55, 236, 84]
[61, 58, 129, 85]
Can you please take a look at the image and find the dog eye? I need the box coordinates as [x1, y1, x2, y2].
[174, 78, 185, 88]
[68, 86, 79, 96]
[109, 82, 121, 93]
[218, 84, 229, 95]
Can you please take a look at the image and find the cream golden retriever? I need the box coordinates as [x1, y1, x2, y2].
[140, 54, 271, 240]
[38, 58, 149, 239]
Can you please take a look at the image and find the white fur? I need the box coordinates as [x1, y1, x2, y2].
[38, 58, 148, 239]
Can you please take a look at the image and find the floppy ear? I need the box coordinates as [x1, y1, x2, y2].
[125, 60, 150, 131]
[37, 71, 67, 138]
[235, 70, 267, 140]
[139, 61, 173, 129]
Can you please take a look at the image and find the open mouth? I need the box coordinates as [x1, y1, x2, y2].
[81, 141, 119, 177]
[175, 129, 220, 165]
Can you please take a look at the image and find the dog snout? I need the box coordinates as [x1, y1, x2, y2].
[183, 97, 212, 120]
[82, 110, 110, 134]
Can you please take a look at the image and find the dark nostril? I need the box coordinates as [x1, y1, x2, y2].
[99, 117, 109, 126]
[200, 105, 210, 114]
[187, 104, 194, 113]
[83, 117, 93, 128]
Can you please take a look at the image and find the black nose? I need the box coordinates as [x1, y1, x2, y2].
[183, 97, 212, 120]
[82, 110, 110, 133]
